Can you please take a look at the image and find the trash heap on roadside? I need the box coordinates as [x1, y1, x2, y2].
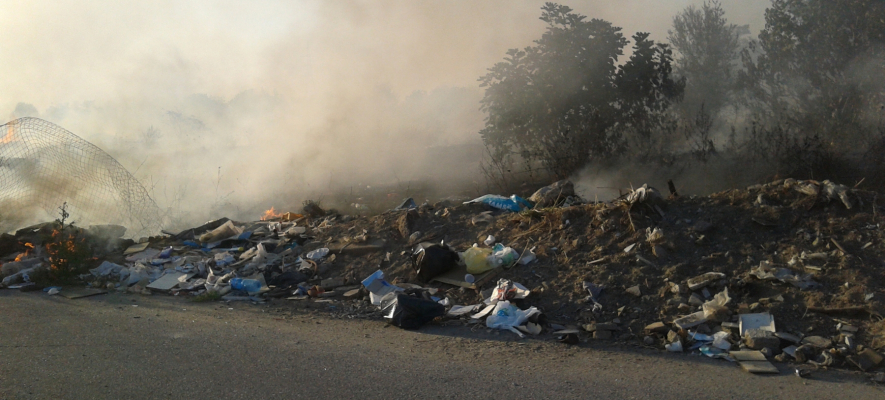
[2, 177, 885, 379]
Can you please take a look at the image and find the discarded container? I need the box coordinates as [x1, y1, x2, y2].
[517, 247, 537, 265]
[666, 341, 683, 352]
[361, 270, 403, 305]
[230, 278, 263, 293]
[484, 235, 496, 246]
[488, 279, 531, 304]
[158, 246, 173, 259]
[199, 220, 244, 243]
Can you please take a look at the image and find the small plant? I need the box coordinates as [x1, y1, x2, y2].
[191, 291, 222, 302]
[44, 202, 93, 283]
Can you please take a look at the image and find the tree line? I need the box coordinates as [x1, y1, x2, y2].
[479, 1, 885, 190]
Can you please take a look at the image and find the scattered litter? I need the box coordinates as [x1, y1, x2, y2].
[750, 261, 818, 289]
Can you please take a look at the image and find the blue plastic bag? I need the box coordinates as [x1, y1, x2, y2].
[464, 194, 532, 212]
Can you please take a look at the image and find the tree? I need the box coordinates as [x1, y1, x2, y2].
[479, 3, 683, 178]
[740, 0, 885, 143]
[667, 0, 741, 118]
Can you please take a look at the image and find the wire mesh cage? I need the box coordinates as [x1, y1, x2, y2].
[0, 117, 162, 237]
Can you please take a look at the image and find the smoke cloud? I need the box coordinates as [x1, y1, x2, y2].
[0, 1, 768, 231]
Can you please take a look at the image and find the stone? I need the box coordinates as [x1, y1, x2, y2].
[744, 329, 780, 350]
[626, 285, 642, 297]
[674, 311, 707, 330]
[678, 303, 691, 312]
[730, 351, 780, 374]
[644, 336, 656, 345]
[695, 324, 711, 334]
[774, 332, 801, 343]
[847, 349, 884, 372]
[595, 322, 619, 331]
[343, 288, 361, 298]
[594, 330, 613, 340]
[688, 293, 704, 306]
[644, 321, 668, 334]
[801, 336, 832, 348]
[760, 347, 774, 358]
[320, 278, 346, 290]
[845, 335, 857, 351]
[687, 272, 726, 290]
[667, 330, 680, 343]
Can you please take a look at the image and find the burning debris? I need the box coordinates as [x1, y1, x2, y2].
[2, 177, 885, 377]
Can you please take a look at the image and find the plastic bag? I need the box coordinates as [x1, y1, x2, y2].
[381, 292, 445, 329]
[126, 264, 149, 286]
[306, 248, 330, 260]
[463, 194, 532, 212]
[411, 242, 459, 282]
[463, 246, 494, 274]
[702, 287, 731, 319]
[485, 301, 540, 336]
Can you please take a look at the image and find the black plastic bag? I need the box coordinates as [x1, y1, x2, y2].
[411, 242, 458, 282]
[381, 292, 445, 330]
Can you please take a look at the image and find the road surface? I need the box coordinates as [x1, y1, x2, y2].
[1, 290, 882, 399]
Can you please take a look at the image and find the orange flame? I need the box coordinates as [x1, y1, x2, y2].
[1, 122, 14, 144]
[13, 242, 35, 262]
[260, 207, 283, 221]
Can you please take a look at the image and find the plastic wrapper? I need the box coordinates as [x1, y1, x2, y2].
[381, 292, 445, 330]
[411, 242, 459, 282]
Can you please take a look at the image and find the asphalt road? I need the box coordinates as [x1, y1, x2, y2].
[1, 290, 883, 399]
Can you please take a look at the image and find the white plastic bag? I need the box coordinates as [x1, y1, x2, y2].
[702, 287, 731, 318]
[306, 248, 330, 260]
[485, 301, 540, 336]
[126, 264, 149, 286]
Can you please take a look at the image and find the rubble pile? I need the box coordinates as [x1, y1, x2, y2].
[3, 178, 885, 378]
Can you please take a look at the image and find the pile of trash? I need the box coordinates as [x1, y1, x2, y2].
[2, 177, 885, 379]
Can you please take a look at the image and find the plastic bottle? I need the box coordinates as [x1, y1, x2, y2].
[463, 246, 494, 273]
[488, 244, 518, 267]
[230, 278, 263, 293]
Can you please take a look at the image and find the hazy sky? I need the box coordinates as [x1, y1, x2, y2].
[1, 0, 769, 108]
